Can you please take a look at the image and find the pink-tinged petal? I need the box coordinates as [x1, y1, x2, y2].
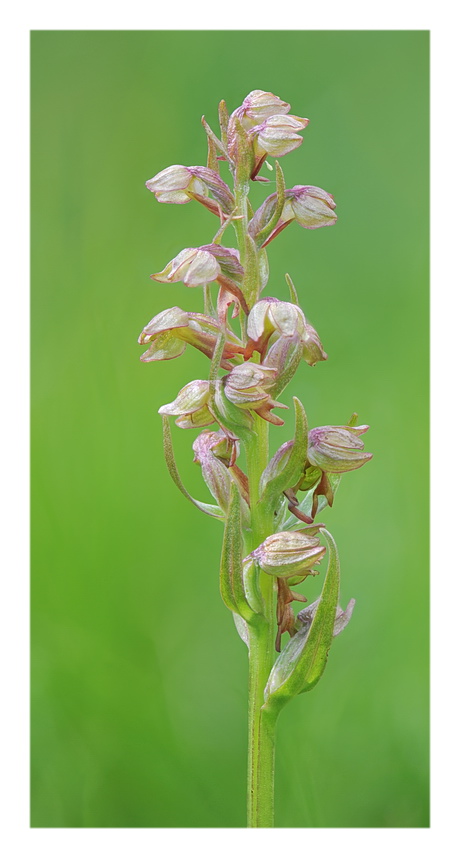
[182, 251, 221, 286]
[158, 380, 210, 416]
[287, 185, 337, 229]
[145, 165, 191, 193]
[240, 90, 291, 125]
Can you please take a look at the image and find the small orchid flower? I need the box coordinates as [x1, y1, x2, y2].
[245, 297, 327, 366]
[307, 424, 373, 473]
[138, 306, 245, 368]
[223, 363, 288, 426]
[146, 164, 235, 215]
[250, 114, 309, 160]
[151, 245, 248, 313]
[248, 530, 326, 579]
[158, 380, 215, 429]
[249, 184, 337, 246]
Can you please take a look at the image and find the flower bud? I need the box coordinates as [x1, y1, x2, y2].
[249, 530, 326, 579]
[250, 114, 309, 159]
[159, 380, 215, 429]
[192, 431, 233, 513]
[283, 185, 337, 229]
[307, 425, 373, 473]
[192, 430, 249, 518]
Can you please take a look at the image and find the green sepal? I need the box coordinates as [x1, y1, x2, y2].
[259, 397, 308, 512]
[262, 528, 340, 714]
[220, 483, 258, 621]
[255, 161, 286, 247]
[285, 272, 300, 306]
[161, 416, 224, 520]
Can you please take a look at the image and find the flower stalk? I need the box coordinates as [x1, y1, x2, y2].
[138, 89, 372, 827]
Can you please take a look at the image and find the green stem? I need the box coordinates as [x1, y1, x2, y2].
[234, 164, 279, 826]
[244, 416, 279, 827]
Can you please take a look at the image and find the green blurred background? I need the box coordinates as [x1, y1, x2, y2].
[31, 31, 429, 827]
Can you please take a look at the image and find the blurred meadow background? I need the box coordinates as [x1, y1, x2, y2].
[31, 30, 429, 827]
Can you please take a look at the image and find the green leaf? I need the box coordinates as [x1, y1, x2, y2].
[161, 416, 224, 520]
[285, 272, 300, 306]
[201, 115, 228, 160]
[259, 397, 308, 512]
[220, 483, 257, 621]
[263, 528, 340, 713]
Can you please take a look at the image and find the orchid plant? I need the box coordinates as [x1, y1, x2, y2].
[138, 89, 372, 828]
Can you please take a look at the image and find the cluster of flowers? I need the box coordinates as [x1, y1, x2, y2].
[139, 90, 372, 653]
